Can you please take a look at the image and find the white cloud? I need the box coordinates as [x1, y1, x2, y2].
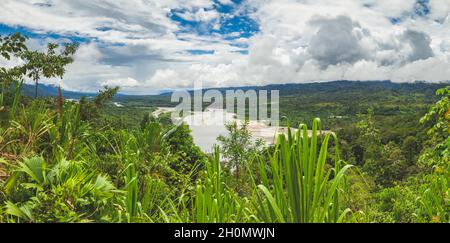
[307, 15, 370, 68]
[217, 0, 234, 6]
[362, 0, 416, 17]
[101, 77, 140, 88]
[429, 0, 450, 20]
[0, 0, 449, 93]
[175, 8, 220, 22]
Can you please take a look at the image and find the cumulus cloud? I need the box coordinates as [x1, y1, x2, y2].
[175, 8, 220, 22]
[160, 0, 449, 90]
[429, 0, 450, 20]
[361, 0, 417, 17]
[403, 30, 434, 62]
[308, 16, 370, 69]
[217, 0, 234, 5]
[101, 77, 140, 88]
[0, 0, 449, 93]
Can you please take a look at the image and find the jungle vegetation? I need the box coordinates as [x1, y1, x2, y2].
[0, 33, 448, 223]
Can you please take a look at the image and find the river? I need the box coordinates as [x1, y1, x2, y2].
[154, 107, 327, 153]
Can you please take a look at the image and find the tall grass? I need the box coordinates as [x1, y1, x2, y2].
[122, 133, 139, 222]
[193, 147, 252, 223]
[10, 101, 55, 156]
[162, 121, 353, 223]
[420, 173, 449, 222]
[0, 80, 23, 120]
[255, 119, 352, 223]
[161, 147, 255, 223]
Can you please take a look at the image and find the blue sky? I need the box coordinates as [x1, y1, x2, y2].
[0, 24, 92, 43]
[0, 0, 448, 94]
[0, 0, 257, 55]
[170, 0, 259, 38]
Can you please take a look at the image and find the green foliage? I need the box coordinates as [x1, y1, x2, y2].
[191, 147, 253, 223]
[364, 142, 412, 187]
[0, 33, 28, 87]
[51, 102, 90, 160]
[164, 124, 206, 177]
[0, 33, 28, 61]
[402, 136, 421, 165]
[419, 172, 449, 222]
[254, 119, 352, 223]
[356, 108, 382, 165]
[0, 36, 448, 224]
[122, 133, 140, 222]
[7, 100, 55, 156]
[369, 172, 449, 223]
[0, 80, 24, 123]
[21, 42, 78, 98]
[218, 121, 264, 183]
[420, 86, 450, 167]
[1, 33, 77, 99]
[371, 185, 419, 223]
[354, 108, 420, 187]
[140, 175, 172, 220]
[416, 87, 450, 222]
[80, 86, 120, 122]
[363, 87, 450, 223]
[3, 157, 117, 222]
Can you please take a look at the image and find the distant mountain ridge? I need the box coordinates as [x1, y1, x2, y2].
[25, 80, 450, 99]
[159, 80, 450, 97]
[22, 83, 95, 99]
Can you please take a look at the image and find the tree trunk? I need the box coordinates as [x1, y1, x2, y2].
[235, 160, 240, 191]
[57, 83, 64, 117]
[35, 79, 38, 99]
